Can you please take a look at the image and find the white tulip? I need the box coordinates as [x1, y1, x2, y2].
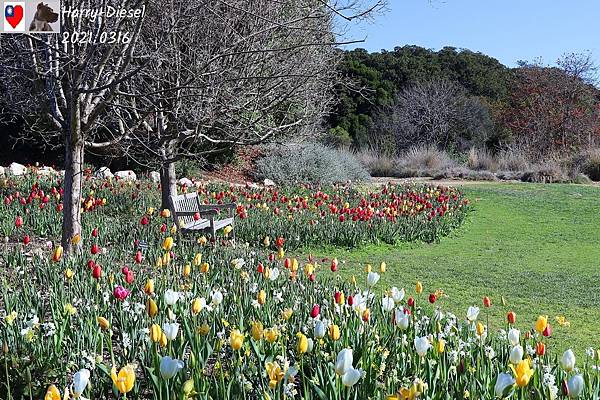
[72, 368, 90, 397]
[269, 267, 280, 281]
[162, 322, 180, 340]
[381, 296, 394, 312]
[414, 336, 431, 357]
[390, 287, 405, 303]
[507, 328, 520, 346]
[211, 290, 223, 305]
[341, 367, 362, 386]
[466, 306, 480, 322]
[366, 272, 380, 287]
[306, 338, 314, 353]
[561, 349, 576, 372]
[314, 321, 326, 339]
[160, 356, 184, 379]
[352, 293, 367, 314]
[567, 374, 584, 398]
[509, 345, 524, 364]
[335, 348, 353, 376]
[394, 309, 410, 330]
[164, 289, 180, 306]
[231, 258, 245, 269]
[494, 372, 515, 398]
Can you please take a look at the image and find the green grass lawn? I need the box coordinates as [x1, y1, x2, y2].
[302, 182, 600, 355]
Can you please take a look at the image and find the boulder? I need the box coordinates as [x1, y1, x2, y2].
[8, 162, 27, 176]
[178, 177, 193, 187]
[115, 170, 137, 181]
[263, 178, 275, 186]
[150, 171, 161, 183]
[95, 167, 113, 179]
[37, 166, 56, 176]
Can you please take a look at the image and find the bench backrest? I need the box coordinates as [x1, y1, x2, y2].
[170, 192, 201, 228]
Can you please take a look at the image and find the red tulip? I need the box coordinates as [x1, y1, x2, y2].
[87, 259, 95, 269]
[284, 258, 291, 269]
[330, 258, 338, 272]
[309, 273, 316, 282]
[121, 266, 129, 275]
[125, 271, 134, 284]
[92, 265, 102, 279]
[428, 293, 436, 304]
[134, 251, 143, 264]
[562, 379, 569, 397]
[56, 203, 63, 212]
[404, 308, 411, 315]
[339, 215, 345, 222]
[543, 324, 552, 337]
[91, 244, 100, 255]
[268, 253, 275, 262]
[15, 216, 23, 228]
[483, 296, 491, 308]
[536, 342, 546, 356]
[347, 295, 354, 306]
[407, 297, 415, 307]
[160, 223, 167, 233]
[334, 291, 342, 304]
[507, 311, 516, 324]
[275, 237, 284, 248]
[257, 263, 264, 274]
[193, 212, 200, 221]
[92, 227, 98, 237]
[23, 235, 30, 245]
[310, 304, 320, 318]
[140, 216, 149, 226]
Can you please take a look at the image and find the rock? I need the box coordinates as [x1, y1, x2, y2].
[115, 170, 137, 181]
[37, 166, 56, 176]
[263, 178, 275, 186]
[150, 171, 161, 183]
[95, 167, 113, 179]
[0, 166, 4, 176]
[178, 177, 193, 187]
[8, 162, 27, 176]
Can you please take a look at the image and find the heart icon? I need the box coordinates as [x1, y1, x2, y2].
[5, 5, 24, 29]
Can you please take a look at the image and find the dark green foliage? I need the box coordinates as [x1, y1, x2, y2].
[330, 46, 513, 148]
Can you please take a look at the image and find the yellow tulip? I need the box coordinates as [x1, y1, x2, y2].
[197, 236, 208, 246]
[224, 225, 233, 236]
[201, 262, 210, 273]
[365, 264, 372, 273]
[183, 263, 191, 277]
[52, 246, 63, 262]
[257, 290, 267, 305]
[198, 323, 210, 336]
[230, 329, 244, 350]
[266, 361, 284, 389]
[263, 236, 270, 247]
[146, 298, 158, 318]
[535, 315, 548, 334]
[251, 321, 264, 341]
[291, 258, 299, 272]
[437, 339, 445, 353]
[416, 281, 423, 294]
[476, 322, 485, 337]
[111, 365, 135, 394]
[297, 332, 308, 354]
[162, 236, 174, 251]
[159, 332, 167, 348]
[71, 234, 81, 245]
[193, 253, 202, 266]
[329, 324, 341, 341]
[155, 257, 163, 268]
[64, 268, 74, 279]
[264, 327, 279, 343]
[144, 279, 154, 295]
[160, 209, 171, 218]
[281, 308, 293, 321]
[511, 359, 533, 387]
[379, 262, 386, 273]
[162, 252, 171, 265]
[170, 224, 177, 234]
[304, 264, 314, 276]
[277, 247, 285, 259]
[149, 324, 161, 343]
[191, 298, 203, 315]
[45, 384, 61, 400]
[97, 316, 110, 330]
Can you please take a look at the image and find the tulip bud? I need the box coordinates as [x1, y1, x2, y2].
[543, 324, 552, 337]
[507, 311, 516, 324]
[97, 317, 110, 330]
[183, 263, 191, 278]
[257, 290, 267, 305]
[92, 265, 102, 280]
[347, 295, 354, 306]
[536, 342, 546, 356]
[365, 264, 372, 273]
[52, 246, 63, 263]
[483, 296, 491, 308]
[149, 324, 162, 343]
[91, 244, 100, 255]
[146, 298, 158, 318]
[15, 215, 23, 228]
[428, 293, 436, 304]
[379, 262, 386, 273]
[251, 321, 264, 341]
[310, 304, 320, 318]
[134, 251, 143, 264]
[415, 281, 423, 294]
[329, 324, 341, 341]
[200, 262, 209, 273]
[330, 258, 338, 272]
[407, 297, 415, 307]
[144, 279, 154, 295]
[437, 339, 445, 353]
[64, 268, 74, 280]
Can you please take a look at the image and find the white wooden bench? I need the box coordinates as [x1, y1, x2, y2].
[169, 192, 236, 239]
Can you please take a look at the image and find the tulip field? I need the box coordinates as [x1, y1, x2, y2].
[1, 172, 600, 399]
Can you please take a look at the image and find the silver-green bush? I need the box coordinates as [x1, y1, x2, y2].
[255, 143, 370, 185]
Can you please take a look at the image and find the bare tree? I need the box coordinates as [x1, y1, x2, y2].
[373, 79, 492, 151]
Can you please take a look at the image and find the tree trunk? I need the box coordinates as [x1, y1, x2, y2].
[61, 127, 84, 254]
[160, 161, 177, 211]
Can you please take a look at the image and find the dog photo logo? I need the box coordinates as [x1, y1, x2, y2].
[4, 1, 26, 32]
[27, 0, 59, 32]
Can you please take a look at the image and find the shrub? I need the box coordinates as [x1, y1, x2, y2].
[496, 170, 524, 181]
[433, 167, 497, 181]
[497, 149, 531, 172]
[521, 161, 568, 183]
[573, 173, 593, 185]
[399, 146, 455, 173]
[254, 142, 369, 185]
[580, 148, 600, 181]
[467, 147, 498, 172]
[321, 126, 353, 149]
[355, 149, 398, 177]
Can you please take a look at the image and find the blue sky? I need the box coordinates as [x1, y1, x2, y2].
[345, 0, 599, 67]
